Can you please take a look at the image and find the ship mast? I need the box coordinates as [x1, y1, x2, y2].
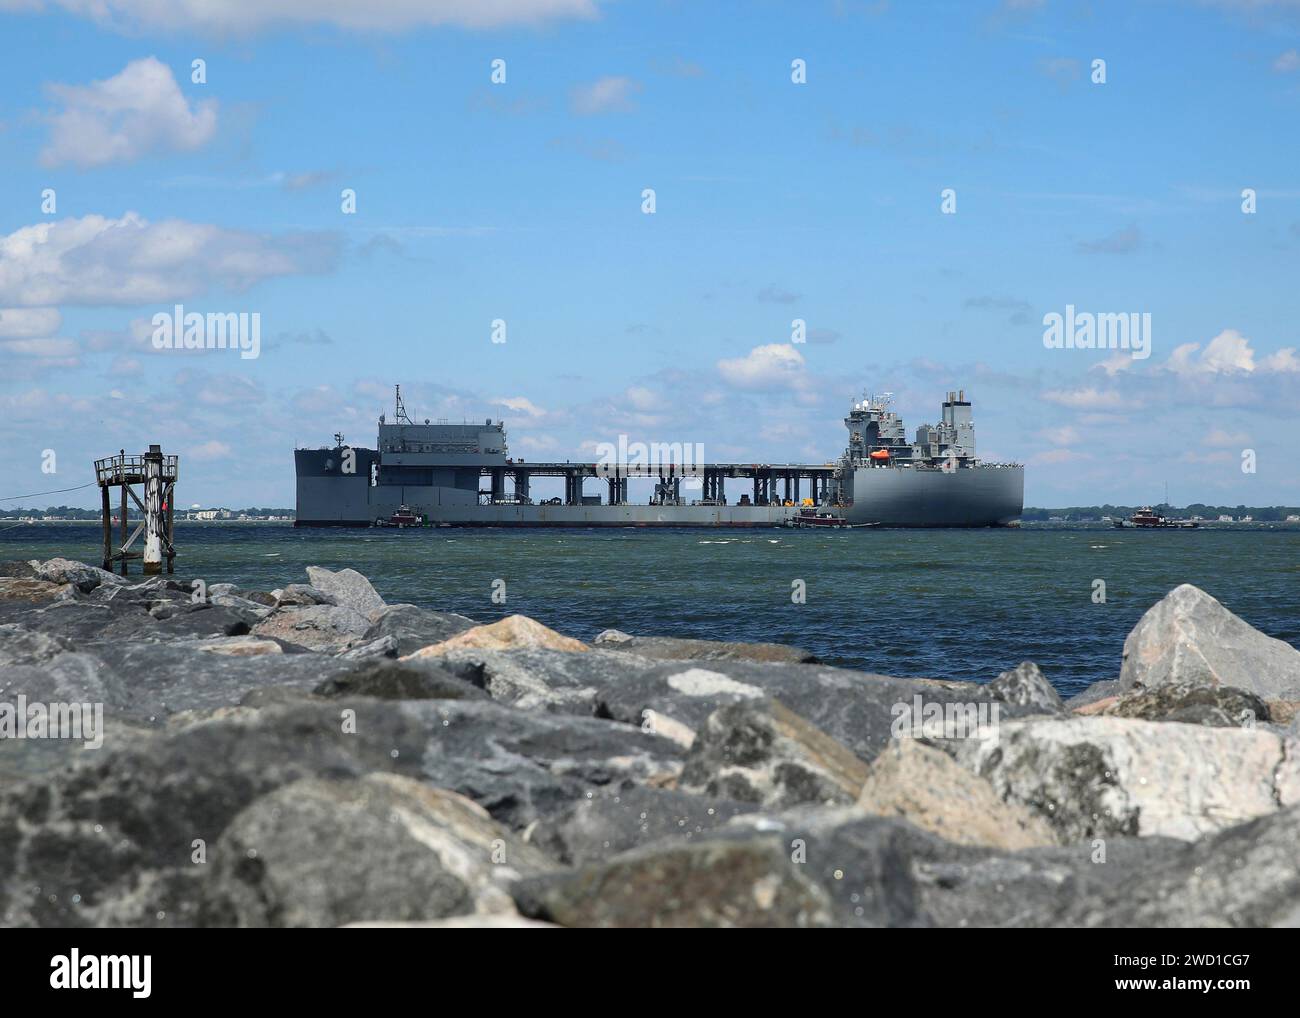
[394, 384, 414, 425]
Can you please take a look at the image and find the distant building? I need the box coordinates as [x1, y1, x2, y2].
[1218, 515, 1234, 522]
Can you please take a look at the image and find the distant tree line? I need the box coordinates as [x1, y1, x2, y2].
[1022, 504, 1300, 522]
[0, 506, 295, 520]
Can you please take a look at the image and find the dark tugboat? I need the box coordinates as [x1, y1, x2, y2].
[376, 504, 423, 528]
[1113, 506, 1198, 529]
[785, 507, 876, 529]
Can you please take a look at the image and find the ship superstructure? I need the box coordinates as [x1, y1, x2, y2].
[295, 386, 1023, 527]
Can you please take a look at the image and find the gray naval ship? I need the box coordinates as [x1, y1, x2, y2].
[295, 387, 1023, 528]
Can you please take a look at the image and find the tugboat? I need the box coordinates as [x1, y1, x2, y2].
[785, 507, 877, 529]
[1113, 507, 1198, 529]
[375, 504, 423, 528]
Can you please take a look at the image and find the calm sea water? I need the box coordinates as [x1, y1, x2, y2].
[4, 523, 1298, 697]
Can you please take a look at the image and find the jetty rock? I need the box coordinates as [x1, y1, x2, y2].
[1120, 583, 1300, 700]
[201, 775, 550, 927]
[594, 629, 819, 665]
[6, 558, 1300, 928]
[951, 715, 1300, 842]
[304, 566, 386, 616]
[404, 614, 590, 657]
[678, 698, 869, 808]
[857, 738, 1057, 850]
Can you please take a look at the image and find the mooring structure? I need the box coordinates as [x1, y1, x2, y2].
[95, 446, 178, 575]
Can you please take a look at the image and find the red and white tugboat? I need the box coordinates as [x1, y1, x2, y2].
[375, 504, 423, 528]
[785, 506, 876, 529]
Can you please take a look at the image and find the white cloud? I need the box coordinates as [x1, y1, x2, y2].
[1040, 386, 1130, 410]
[1091, 352, 1134, 377]
[1044, 425, 1080, 445]
[0, 307, 61, 338]
[716, 343, 807, 392]
[1261, 347, 1300, 373]
[0, 213, 339, 306]
[25, 0, 600, 33]
[494, 395, 546, 417]
[570, 76, 641, 115]
[1205, 428, 1249, 448]
[187, 440, 233, 460]
[1164, 329, 1297, 376]
[0, 336, 77, 358]
[1275, 49, 1300, 73]
[41, 57, 217, 168]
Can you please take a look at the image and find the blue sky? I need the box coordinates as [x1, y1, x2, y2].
[1, 0, 1299, 509]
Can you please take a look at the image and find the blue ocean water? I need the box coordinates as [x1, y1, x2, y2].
[4, 523, 1297, 697]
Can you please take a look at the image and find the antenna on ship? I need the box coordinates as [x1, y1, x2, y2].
[394, 384, 414, 425]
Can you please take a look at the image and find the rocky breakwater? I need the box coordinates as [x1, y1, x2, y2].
[1, 563, 1299, 928]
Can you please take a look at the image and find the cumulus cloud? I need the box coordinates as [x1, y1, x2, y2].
[1040, 386, 1130, 410]
[12, 0, 600, 32]
[0, 212, 340, 306]
[41, 57, 217, 168]
[570, 76, 641, 115]
[494, 395, 547, 417]
[186, 439, 233, 460]
[1164, 329, 1298, 376]
[0, 307, 61, 338]
[716, 343, 807, 391]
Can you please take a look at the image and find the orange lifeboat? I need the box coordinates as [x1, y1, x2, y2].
[869, 449, 891, 461]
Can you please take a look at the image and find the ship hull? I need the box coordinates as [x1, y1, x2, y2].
[843, 465, 1024, 527]
[295, 461, 1023, 528]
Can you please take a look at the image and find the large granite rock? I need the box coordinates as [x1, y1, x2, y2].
[513, 837, 836, 928]
[594, 629, 819, 664]
[304, 566, 386, 615]
[314, 660, 487, 701]
[29, 558, 126, 593]
[405, 615, 589, 657]
[951, 716, 1300, 841]
[857, 738, 1057, 849]
[0, 578, 69, 603]
[363, 603, 477, 656]
[1103, 681, 1270, 728]
[678, 699, 868, 808]
[0, 698, 682, 926]
[202, 775, 551, 927]
[985, 662, 1065, 715]
[526, 784, 757, 866]
[1120, 584, 1300, 699]
[275, 583, 337, 607]
[252, 604, 372, 653]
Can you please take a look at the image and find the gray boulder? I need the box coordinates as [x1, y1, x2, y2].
[304, 566, 386, 615]
[275, 583, 337, 607]
[335, 634, 400, 661]
[1104, 681, 1270, 728]
[202, 775, 551, 927]
[678, 699, 869, 808]
[986, 662, 1065, 714]
[952, 716, 1300, 841]
[1120, 584, 1300, 699]
[594, 629, 819, 664]
[251, 604, 372, 653]
[29, 558, 125, 593]
[313, 660, 487, 701]
[363, 603, 477, 656]
[513, 836, 836, 928]
[0, 697, 682, 926]
[527, 784, 757, 866]
[857, 738, 1057, 849]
